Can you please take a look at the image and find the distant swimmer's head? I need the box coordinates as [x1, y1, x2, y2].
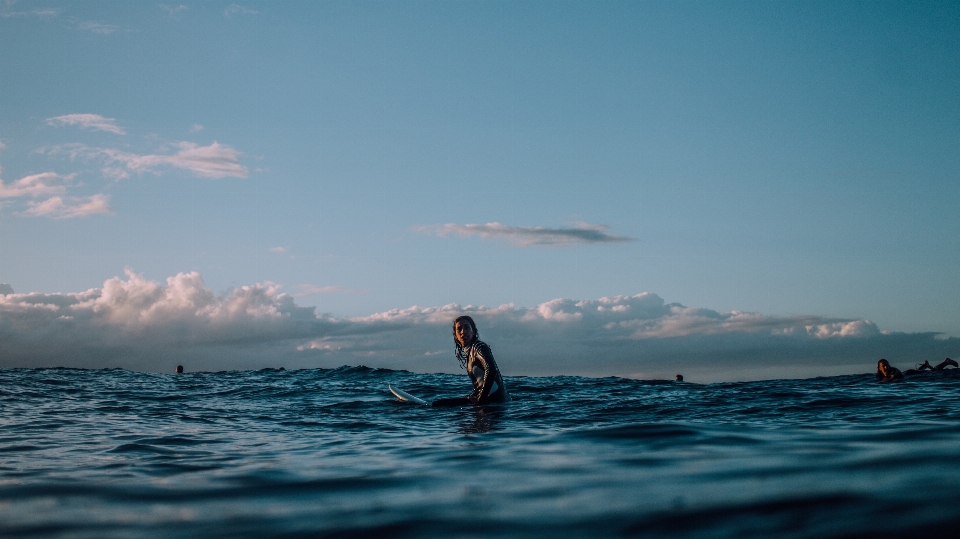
[175, 365, 184, 374]
[675, 374, 683, 382]
[453, 315, 478, 347]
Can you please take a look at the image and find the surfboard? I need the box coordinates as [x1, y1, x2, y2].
[388, 385, 429, 406]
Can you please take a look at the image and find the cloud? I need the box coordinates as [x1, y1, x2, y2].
[224, 4, 258, 16]
[269, 246, 287, 254]
[77, 21, 119, 34]
[415, 221, 634, 247]
[2, 270, 954, 380]
[50, 141, 249, 179]
[0, 172, 74, 198]
[46, 114, 126, 135]
[21, 194, 112, 219]
[0, 172, 113, 219]
[0, 171, 109, 219]
[189, 124, 204, 133]
[0, 2, 59, 17]
[295, 285, 365, 297]
[159, 4, 188, 16]
[0, 270, 327, 371]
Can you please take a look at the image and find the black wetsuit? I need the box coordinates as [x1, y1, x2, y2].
[876, 367, 904, 382]
[432, 340, 509, 406]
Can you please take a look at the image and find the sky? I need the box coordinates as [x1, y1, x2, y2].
[1, 0, 959, 381]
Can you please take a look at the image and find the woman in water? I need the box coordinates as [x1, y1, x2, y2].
[432, 315, 509, 406]
[876, 358, 957, 383]
[876, 359, 904, 383]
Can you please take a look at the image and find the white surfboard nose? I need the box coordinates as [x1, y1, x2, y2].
[389, 385, 428, 406]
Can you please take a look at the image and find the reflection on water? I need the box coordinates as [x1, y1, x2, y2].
[2, 366, 960, 538]
[458, 404, 506, 434]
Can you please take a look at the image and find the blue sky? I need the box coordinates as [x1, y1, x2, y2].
[1, 1, 958, 379]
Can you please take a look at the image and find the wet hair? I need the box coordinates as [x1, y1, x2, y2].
[175, 365, 184, 374]
[453, 315, 478, 370]
[877, 359, 890, 368]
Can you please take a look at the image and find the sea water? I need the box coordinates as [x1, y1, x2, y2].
[2, 366, 960, 538]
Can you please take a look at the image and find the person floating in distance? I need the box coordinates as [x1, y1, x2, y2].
[432, 315, 509, 406]
[175, 365, 184, 374]
[876, 358, 957, 383]
[675, 374, 684, 382]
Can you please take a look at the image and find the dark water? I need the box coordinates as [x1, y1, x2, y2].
[3, 366, 960, 538]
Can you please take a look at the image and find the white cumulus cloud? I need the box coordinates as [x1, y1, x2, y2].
[46, 114, 126, 135]
[415, 221, 634, 247]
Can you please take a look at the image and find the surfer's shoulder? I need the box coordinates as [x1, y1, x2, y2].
[473, 340, 493, 355]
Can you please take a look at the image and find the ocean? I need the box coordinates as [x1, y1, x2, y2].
[2, 366, 960, 538]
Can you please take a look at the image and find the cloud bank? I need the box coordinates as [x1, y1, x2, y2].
[415, 222, 634, 246]
[2, 270, 955, 381]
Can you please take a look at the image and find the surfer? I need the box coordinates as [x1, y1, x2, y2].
[175, 365, 184, 374]
[432, 315, 509, 406]
[876, 359, 903, 383]
[876, 358, 958, 383]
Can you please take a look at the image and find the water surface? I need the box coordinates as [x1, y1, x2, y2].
[3, 366, 960, 538]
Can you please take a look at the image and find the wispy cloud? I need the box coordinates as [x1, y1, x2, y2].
[0, 170, 110, 219]
[50, 141, 249, 179]
[295, 285, 365, 296]
[159, 4, 188, 16]
[0, 172, 74, 198]
[21, 194, 112, 219]
[0, 1, 60, 18]
[415, 221, 634, 247]
[3, 270, 952, 380]
[189, 123, 204, 133]
[269, 246, 287, 254]
[77, 21, 119, 34]
[46, 114, 126, 135]
[224, 3, 258, 16]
